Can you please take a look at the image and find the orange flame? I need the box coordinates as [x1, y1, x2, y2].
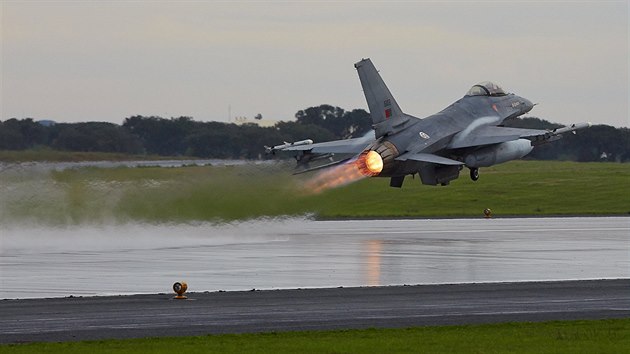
[356, 151, 383, 176]
[302, 151, 382, 194]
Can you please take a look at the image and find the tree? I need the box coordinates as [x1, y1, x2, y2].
[0, 118, 48, 149]
[51, 122, 143, 153]
[295, 105, 372, 139]
[2, 111, 627, 162]
[123, 116, 195, 155]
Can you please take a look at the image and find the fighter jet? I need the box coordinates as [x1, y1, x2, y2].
[268, 58, 589, 188]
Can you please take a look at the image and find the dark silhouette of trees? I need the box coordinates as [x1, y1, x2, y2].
[295, 105, 372, 139]
[123, 116, 195, 155]
[1, 109, 628, 162]
[0, 118, 48, 149]
[50, 122, 144, 153]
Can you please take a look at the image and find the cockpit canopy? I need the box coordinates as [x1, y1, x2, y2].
[466, 81, 507, 97]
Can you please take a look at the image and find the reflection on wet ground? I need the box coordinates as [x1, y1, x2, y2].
[1, 217, 628, 298]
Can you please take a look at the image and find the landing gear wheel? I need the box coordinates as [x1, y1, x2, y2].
[470, 168, 479, 181]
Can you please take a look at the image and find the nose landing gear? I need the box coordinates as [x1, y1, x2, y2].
[469, 167, 479, 181]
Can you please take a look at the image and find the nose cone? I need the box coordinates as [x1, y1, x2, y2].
[521, 98, 535, 114]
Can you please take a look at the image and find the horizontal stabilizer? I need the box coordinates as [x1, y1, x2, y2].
[396, 152, 464, 165]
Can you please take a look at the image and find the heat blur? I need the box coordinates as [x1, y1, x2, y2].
[303, 151, 383, 194]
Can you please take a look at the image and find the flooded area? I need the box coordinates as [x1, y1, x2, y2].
[1, 217, 628, 299]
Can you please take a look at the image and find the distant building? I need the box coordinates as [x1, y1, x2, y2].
[233, 117, 280, 128]
[253, 119, 280, 128]
[37, 120, 56, 127]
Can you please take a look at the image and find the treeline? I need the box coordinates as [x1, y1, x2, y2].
[0, 105, 372, 159]
[1, 105, 628, 162]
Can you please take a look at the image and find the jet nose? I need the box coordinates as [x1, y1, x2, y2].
[521, 98, 535, 114]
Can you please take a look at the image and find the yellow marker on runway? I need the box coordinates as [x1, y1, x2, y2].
[173, 281, 188, 299]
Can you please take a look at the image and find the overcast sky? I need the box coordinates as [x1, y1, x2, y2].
[2, 1, 628, 127]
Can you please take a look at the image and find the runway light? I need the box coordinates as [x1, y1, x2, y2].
[173, 281, 188, 299]
[484, 208, 492, 218]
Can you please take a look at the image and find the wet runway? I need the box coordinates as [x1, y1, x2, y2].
[1, 217, 628, 299]
[1, 279, 629, 343]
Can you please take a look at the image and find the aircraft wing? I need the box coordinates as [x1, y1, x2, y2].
[447, 123, 590, 149]
[277, 137, 372, 154]
[447, 126, 549, 149]
[396, 152, 464, 165]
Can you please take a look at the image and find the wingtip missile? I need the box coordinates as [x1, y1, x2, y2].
[265, 139, 314, 154]
[552, 122, 591, 135]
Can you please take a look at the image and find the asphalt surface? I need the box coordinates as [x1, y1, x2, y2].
[1, 279, 629, 343]
[3, 217, 628, 298]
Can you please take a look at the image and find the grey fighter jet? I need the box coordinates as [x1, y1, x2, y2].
[268, 58, 589, 188]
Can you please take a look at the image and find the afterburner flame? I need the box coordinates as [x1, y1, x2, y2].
[364, 151, 383, 174]
[302, 151, 384, 194]
[303, 158, 366, 194]
[356, 150, 383, 177]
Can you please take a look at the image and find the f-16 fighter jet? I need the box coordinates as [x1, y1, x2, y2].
[268, 58, 589, 188]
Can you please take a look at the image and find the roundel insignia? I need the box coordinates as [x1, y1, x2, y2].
[419, 132, 430, 139]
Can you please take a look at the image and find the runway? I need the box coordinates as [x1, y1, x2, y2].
[1, 217, 628, 298]
[1, 279, 628, 343]
[1, 217, 628, 343]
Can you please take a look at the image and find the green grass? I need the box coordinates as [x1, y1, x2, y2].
[307, 160, 630, 218]
[2, 319, 629, 353]
[1, 160, 629, 224]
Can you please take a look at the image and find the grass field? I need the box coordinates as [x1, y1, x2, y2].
[1, 160, 628, 224]
[3, 319, 629, 353]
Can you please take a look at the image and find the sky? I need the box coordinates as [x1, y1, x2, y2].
[2, 1, 628, 127]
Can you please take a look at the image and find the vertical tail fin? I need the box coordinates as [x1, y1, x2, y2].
[354, 58, 404, 125]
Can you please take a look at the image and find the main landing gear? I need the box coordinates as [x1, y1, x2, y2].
[469, 167, 479, 181]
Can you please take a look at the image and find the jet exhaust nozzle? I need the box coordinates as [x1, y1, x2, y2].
[356, 141, 399, 176]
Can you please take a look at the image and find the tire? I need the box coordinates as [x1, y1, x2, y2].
[470, 168, 479, 181]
